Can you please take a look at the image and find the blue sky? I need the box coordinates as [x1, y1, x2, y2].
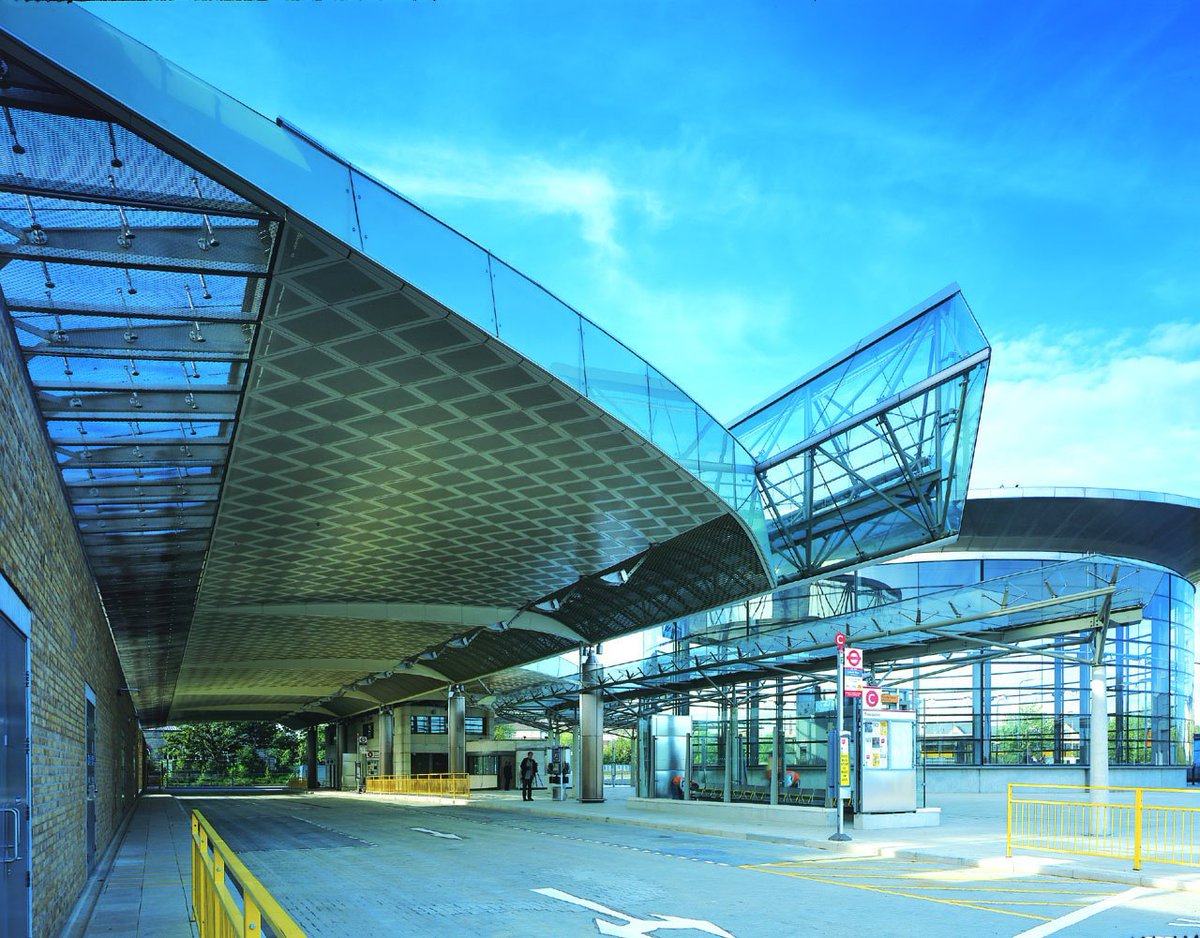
[94, 1, 1200, 497]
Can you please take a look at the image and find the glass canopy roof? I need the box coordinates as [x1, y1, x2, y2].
[487, 556, 1160, 727]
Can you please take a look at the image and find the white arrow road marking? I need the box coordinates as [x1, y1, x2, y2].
[533, 887, 737, 937]
[1169, 919, 1200, 927]
[409, 827, 462, 839]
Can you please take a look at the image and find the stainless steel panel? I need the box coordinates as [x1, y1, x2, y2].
[859, 709, 917, 813]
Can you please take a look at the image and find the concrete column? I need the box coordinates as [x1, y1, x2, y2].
[1089, 662, 1109, 832]
[447, 685, 466, 776]
[305, 726, 319, 790]
[578, 649, 605, 803]
[381, 708, 395, 777]
[724, 695, 736, 803]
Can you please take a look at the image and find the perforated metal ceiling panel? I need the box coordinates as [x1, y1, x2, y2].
[164, 226, 763, 721]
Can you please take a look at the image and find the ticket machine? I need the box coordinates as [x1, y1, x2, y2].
[547, 745, 572, 800]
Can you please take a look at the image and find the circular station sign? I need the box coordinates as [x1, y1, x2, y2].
[834, 632, 847, 649]
[863, 687, 881, 708]
[844, 647, 863, 669]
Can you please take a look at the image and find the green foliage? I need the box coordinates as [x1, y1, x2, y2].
[603, 736, 631, 764]
[158, 721, 302, 785]
[493, 722, 514, 741]
[990, 706, 1058, 764]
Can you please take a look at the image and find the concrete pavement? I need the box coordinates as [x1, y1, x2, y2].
[74, 783, 1200, 936]
[470, 784, 1200, 894]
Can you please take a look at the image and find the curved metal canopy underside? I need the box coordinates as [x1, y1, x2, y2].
[0, 7, 989, 727]
[950, 488, 1200, 583]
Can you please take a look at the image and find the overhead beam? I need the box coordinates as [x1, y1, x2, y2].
[0, 224, 271, 275]
[0, 172, 265, 219]
[18, 320, 254, 356]
[9, 299, 258, 324]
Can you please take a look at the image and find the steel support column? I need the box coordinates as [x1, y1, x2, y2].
[771, 679, 782, 806]
[447, 685, 466, 776]
[381, 708, 395, 777]
[724, 695, 736, 803]
[578, 649, 605, 803]
[305, 725, 319, 790]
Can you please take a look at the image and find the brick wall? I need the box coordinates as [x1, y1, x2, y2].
[0, 308, 141, 937]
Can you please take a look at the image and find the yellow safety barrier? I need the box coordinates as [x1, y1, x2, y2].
[1007, 783, 1200, 870]
[365, 773, 470, 799]
[191, 809, 306, 938]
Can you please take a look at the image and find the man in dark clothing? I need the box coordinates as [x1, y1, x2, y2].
[503, 762, 514, 791]
[519, 751, 537, 801]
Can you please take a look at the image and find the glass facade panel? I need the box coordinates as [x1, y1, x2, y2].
[351, 171, 496, 335]
[579, 321, 652, 440]
[490, 259, 585, 391]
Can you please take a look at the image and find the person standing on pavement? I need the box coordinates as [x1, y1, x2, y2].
[519, 751, 538, 801]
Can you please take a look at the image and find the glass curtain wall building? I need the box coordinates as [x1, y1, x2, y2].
[860, 555, 1194, 768]
[513, 488, 1199, 798]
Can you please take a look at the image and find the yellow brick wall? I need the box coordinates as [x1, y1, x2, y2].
[0, 308, 141, 937]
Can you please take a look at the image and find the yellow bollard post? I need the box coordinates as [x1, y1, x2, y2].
[1133, 787, 1144, 871]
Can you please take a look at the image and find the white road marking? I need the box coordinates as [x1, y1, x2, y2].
[1169, 918, 1200, 927]
[409, 827, 461, 840]
[1011, 886, 1155, 938]
[534, 887, 737, 937]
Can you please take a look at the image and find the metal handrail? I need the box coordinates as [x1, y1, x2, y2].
[365, 773, 470, 799]
[191, 809, 305, 937]
[1007, 782, 1200, 871]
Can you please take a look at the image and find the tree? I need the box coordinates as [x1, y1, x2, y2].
[158, 722, 302, 783]
[603, 735, 632, 764]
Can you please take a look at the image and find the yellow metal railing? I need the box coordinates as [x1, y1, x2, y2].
[1007, 783, 1200, 870]
[191, 809, 306, 937]
[365, 773, 470, 799]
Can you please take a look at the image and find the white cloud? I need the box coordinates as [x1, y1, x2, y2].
[970, 324, 1200, 498]
[359, 143, 656, 257]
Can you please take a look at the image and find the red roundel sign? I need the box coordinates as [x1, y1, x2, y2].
[863, 687, 882, 708]
[835, 632, 847, 649]
[844, 647, 863, 669]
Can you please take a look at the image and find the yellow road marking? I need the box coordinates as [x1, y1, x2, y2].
[742, 865, 1052, 922]
[760, 873, 1111, 894]
[755, 857, 947, 867]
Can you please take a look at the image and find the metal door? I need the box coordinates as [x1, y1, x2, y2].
[1, 614, 32, 937]
[85, 691, 96, 870]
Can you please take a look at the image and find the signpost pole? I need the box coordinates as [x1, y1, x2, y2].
[830, 643, 851, 842]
